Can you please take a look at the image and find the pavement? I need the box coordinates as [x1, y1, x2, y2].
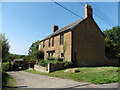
[6, 71, 119, 89]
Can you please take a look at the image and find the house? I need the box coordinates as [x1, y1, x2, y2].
[39, 4, 106, 66]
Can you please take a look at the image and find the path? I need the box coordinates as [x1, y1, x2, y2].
[7, 71, 118, 88]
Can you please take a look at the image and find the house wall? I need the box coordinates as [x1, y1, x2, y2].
[39, 31, 72, 62]
[72, 18, 106, 66]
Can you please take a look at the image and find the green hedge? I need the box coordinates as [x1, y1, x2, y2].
[2, 62, 9, 71]
[37, 59, 73, 68]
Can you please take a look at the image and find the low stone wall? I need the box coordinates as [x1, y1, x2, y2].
[47, 63, 65, 73]
[34, 63, 66, 73]
[34, 65, 49, 73]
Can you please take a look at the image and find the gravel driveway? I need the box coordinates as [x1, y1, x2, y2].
[6, 71, 118, 89]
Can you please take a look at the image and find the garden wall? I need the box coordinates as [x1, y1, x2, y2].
[34, 63, 66, 73]
[47, 63, 66, 73]
[34, 65, 49, 73]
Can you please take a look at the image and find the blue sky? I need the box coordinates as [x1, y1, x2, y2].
[2, 2, 118, 55]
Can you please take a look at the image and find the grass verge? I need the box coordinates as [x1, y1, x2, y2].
[2, 71, 16, 87]
[24, 67, 119, 84]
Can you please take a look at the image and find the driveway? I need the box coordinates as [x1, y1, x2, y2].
[7, 71, 118, 88]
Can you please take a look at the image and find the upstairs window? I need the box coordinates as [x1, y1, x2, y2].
[52, 37, 54, 46]
[48, 38, 50, 47]
[60, 34, 64, 45]
[43, 41, 45, 48]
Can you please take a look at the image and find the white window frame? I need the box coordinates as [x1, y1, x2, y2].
[60, 52, 64, 58]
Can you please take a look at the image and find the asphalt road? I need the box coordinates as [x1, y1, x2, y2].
[6, 71, 118, 89]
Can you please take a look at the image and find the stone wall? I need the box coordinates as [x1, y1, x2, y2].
[34, 63, 66, 73]
[47, 63, 65, 73]
[34, 65, 49, 73]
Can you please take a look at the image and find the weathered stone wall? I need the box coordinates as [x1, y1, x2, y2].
[34, 65, 49, 73]
[47, 63, 65, 73]
[72, 18, 106, 66]
[34, 64, 66, 73]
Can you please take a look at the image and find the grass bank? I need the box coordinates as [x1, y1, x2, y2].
[24, 67, 119, 84]
[2, 71, 16, 87]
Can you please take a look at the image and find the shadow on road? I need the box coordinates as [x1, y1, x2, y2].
[3, 85, 27, 88]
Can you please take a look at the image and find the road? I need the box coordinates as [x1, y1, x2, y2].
[7, 71, 118, 89]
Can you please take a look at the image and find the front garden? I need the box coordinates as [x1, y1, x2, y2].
[34, 57, 73, 72]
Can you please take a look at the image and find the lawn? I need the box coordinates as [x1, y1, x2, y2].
[24, 66, 119, 84]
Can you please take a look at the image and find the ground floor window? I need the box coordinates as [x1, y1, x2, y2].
[60, 52, 64, 58]
[47, 50, 55, 57]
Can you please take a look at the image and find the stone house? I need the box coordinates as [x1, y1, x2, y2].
[39, 4, 106, 66]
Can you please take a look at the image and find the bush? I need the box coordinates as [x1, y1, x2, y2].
[62, 61, 73, 68]
[47, 56, 54, 60]
[55, 57, 63, 61]
[37, 59, 73, 68]
[37, 50, 44, 59]
[37, 59, 47, 67]
[2, 62, 9, 71]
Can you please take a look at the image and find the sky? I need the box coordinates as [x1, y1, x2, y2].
[1, 1, 118, 55]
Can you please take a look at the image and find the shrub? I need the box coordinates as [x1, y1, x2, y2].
[37, 59, 73, 68]
[37, 59, 47, 67]
[2, 62, 9, 71]
[47, 56, 54, 60]
[37, 50, 44, 59]
[62, 61, 73, 68]
[55, 57, 63, 61]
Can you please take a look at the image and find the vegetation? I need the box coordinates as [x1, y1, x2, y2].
[2, 62, 9, 71]
[103, 26, 120, 58]
[28, 40, 44, 60]
[2, 71, 16, 87]
[24, 67, 119, 84]
[0, 33, 10, 62]
[37, 59, 73, 68]
[0, 33, 16, 87]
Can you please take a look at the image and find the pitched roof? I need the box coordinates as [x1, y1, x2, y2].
[40, 17, 105, 42]
[40, 17, 86, 42]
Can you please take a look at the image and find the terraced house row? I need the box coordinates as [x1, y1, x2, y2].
[39, 4, 106, 66]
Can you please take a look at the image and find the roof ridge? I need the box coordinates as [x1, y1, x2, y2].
[40, 17, 86, 42]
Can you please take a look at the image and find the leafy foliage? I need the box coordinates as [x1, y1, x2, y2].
[28, 41, 44, 60]
[5, 54, 30, 61]
[0, 33, 10, 62]
[103, 26, 120, 58]
[2, 71, 16, 87]
[2, 62, 9, 71]
[37, 59, 73, 68]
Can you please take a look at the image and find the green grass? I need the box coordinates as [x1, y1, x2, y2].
[24, 67, 119, 84]
[2, 71, 16, 87]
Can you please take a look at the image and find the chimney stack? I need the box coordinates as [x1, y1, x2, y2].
[53, 25, 59, 32]
[84, 4, 93, 18]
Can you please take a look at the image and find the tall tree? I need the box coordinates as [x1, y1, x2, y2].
[0, 33, 10, 62]
[103, 26, 120, 58]
[28, 40, 44, 60]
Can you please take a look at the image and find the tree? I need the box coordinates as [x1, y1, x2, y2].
[103, 26, 120, 58]
[0, 33, 10, 62]
[28, 40, 44, 60]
